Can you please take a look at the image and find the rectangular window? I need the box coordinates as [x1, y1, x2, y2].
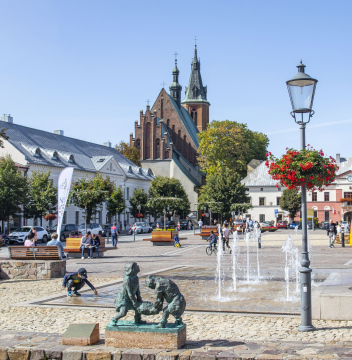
[259, 197, 265, 206]
[260, 188, 263, 191]
[325, 211, 330, 221]
[127, 187, 130, 200]
[63, 211, 67, 224]
[75, 211, 79, 225]
[277, 197, 281, 206]
[314, 211, 318, 218]
[312, 192, 317, 201]
[344, 192, 352, 205]
[49, 219, 53, 227]
[324, 192, 330, 201]
[33, 218, 38, 226]
[259, 214, 265, 223]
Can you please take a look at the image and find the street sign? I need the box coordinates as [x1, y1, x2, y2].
[307, 209, 314, 217]
[274, 209, 278, 214]
[275, 214, 278, 218]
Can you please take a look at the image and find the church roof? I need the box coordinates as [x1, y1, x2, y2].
[241, 161, 279, 187]
[182, 45, 209, 105]
[167, 93, 199, 147]
[0, 120, 154, 181]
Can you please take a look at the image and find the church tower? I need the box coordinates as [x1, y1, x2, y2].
[182, 45, 210, 132]
[169, 59, 182, 107]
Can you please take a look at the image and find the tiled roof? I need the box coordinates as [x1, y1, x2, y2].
[0, 120, 154, 181]
[241, 161, 279, 187]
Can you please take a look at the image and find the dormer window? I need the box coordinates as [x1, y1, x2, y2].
[51, 151, 58, 160]
[34, 147, 41, 157]
[68, 154, 75, 163]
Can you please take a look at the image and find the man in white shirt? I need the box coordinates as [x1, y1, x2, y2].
[198, 219, 203, 232]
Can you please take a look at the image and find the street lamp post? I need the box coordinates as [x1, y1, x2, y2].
[286, 60, 318, 332]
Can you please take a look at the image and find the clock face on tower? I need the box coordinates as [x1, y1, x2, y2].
[348, 175, 352, 182]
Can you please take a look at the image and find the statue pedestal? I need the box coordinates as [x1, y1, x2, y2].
[105, 320, 186, 349]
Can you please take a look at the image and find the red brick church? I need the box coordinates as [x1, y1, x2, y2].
[130, 46, 210, 211]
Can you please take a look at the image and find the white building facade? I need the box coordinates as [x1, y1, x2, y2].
[0, 118, 154, 230]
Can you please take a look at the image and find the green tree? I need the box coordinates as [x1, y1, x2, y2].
[147, 176, 190, 218]
[0, 127, 8, 148]
[115, 141, 141, 167]
[69, 173, 115, 231]
[24, 171, 57, 226]
[198, 168, 250, 221]
[129, 188, 149, 219]
[197, 120, 269, 177]
[280, 189, 301, 221]
[106, 187, 125, 222]
[0, 155, 28, 232]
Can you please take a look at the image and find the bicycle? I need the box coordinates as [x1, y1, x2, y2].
[206, 243, 217, 256]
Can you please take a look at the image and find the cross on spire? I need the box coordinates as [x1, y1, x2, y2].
[173, 52, 178, 61]
[194, 36, 197, 46]
[161, 81, 166, 88]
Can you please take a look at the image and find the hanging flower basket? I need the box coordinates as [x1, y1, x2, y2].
[265, 147, 338, 191]
[134, 213, 144, 218]
[44, 213, 56, 221]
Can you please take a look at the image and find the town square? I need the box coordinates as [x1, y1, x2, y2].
[1, 1, 352, 359]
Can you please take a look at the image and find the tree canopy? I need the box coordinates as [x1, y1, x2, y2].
[24, 171, 57, 225]
[129, 188, 149, 218]
[279, 189, 301, 220]
[69, 173, 115, 227]
[197, 120, 269, 177]
[106, 187, 125, 220]
[198, 168, 250, 220]
[115, 141, 141, 167]
[0, 127, 8, 148]
[147, 176, 190, 218]
[0, 155, 28, 224]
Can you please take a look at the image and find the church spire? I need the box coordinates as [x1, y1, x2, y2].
[169, 57, 182, 107]
[182, 45, 208, 104]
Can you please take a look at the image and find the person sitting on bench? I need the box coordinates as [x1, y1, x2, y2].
[47, 232, 66, 259]
[90, 233, 101, 258]
[80, 232, 92, 259]
[62, 267, 98, 297]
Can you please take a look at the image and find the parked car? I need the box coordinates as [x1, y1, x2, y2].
[288, 221, 301, 229]
[78, 223, 102, 235]
[259, 221, 272, 228]
[165, 220, 176, 229]
[319, 221, 329, 230]
[133, 222, 152, 234]
[277, 221, 288, 229]
[48, 224, 78, 241]
[151, 221, 164, 229]
[179, 219, 192, 230]
[341, 221, 348, 229]
[8, 226, 48, 244]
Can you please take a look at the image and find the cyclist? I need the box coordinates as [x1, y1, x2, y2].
[207, 230, 217, 250]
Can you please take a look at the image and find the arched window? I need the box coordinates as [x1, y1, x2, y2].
[135, 139, 140, 152]
[161, 98, 164, 119]
[165, 151, 169, 159]
[155, 139, 160, 159]
[178, 130, 181, 149]
[192, 109, 197, 123]
[167, 119, 170, 128]
[193, 86, 197, 98]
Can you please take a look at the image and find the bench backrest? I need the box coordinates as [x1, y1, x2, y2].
[8, 246, 63, 260]
[66, 237, 106, 249]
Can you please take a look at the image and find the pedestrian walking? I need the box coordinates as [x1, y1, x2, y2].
[198, 219, 203, 232]
[223, 223, 231, 251]
[111, 222, 118, 247]
[326, 219, 337, 248]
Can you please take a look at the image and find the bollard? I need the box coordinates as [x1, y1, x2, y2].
[107, 234, 109, 244]
[342, 229, 345, 247]
[258, 234, 261, 249]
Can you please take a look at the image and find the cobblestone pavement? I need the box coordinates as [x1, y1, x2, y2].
[1, 230, 352, 358]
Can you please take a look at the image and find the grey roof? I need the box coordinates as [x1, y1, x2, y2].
[167, 93, 199, 148]
[241, 161, 280, 187]
[0, 120, 154, 181]
[182, 46, 209, 104]
[336, 158, 352, 176]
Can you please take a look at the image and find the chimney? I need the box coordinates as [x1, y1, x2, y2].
[54, 130, 64, 136]
[336, 154, 341, 163]
[103, 141, 111, 148]
[1, 114, 13, 123]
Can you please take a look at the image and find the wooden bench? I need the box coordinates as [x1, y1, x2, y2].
[143, 230, 180, 246]
[195, 227, 219, 239]
[63, 237, 116, 258]
[8, 246, 65, 260]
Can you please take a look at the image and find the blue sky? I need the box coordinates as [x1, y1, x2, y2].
[0, 0, 351, 159]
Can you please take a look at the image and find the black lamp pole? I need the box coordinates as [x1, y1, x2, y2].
[286, 61, 318, 332]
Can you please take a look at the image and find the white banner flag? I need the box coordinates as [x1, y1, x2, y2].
[57, 167, 74, 235]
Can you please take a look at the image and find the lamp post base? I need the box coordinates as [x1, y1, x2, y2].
[298, 324, 315, 332]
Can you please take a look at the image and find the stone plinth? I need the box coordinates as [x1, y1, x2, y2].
[62, 323, 99, 345]
[0, 260, 66, 280]
[105, 321, 186, 349]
